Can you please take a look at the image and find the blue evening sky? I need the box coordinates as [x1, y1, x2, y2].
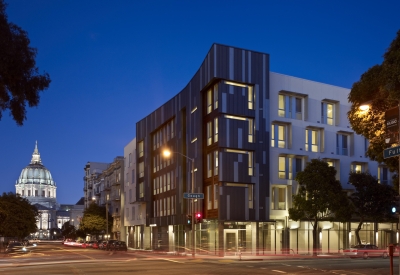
[0, 0, 399, 204]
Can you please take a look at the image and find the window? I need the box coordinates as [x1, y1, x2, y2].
[248, 86, 254, 110]
[271, 186, 286, 210]
[214, 151, 218, 176]
[207, 152, 212, 178]
[214, 117, 218, 143]
[132, 206, 135, 221]
[224, 81, 254, 110]
[271, 124, 286, 148]
[139, 162, 144, 177]
[305, 129, 320, 152]
[22, 190, 24, 196]
[378, 166, 389, 184]
[139, 182, 144, 198]
[207, 89, 212, 114]
[248, 151, 254, 176]
[214, 84, 218, 110]
[129, 153, 132, 167]
[28, 190, 31, 196]
[138, 141, 144, 157]
[278, 93, 304, 120]
[126, 207, 129, 219]
[207, 121, 212, 146]
[351, 163, 366, 173]
[167, 197, 170, 215]
[226, 183, 253, 208]
[224, 115, 254, 143]
[336, 133, 349, 156]
[225, 149, 254, 176]
[207, 185, 212, 210]
[42, 190, 45, 197]
[35, 190, 38, 197]
[278, 156, 303, 180]
[321, 102, 334, 125]
[248, 118, 254, 143]
[132, 169, 135, 183]
[214, 184, 218, 209]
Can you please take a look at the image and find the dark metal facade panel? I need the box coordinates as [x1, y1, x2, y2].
[135, 44, 271, 225]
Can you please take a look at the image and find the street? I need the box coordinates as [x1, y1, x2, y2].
[0, 242, 396, 274]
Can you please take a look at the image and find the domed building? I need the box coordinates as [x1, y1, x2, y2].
[16, 141, 57, 209]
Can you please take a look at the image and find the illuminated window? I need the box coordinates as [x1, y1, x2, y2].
[271, 124, 286, 148]
[278, 156, 303, 180]
[207, 153, 212, 178]
[214, 117, 218, 143]
[248, 151, 253, 176]
[213, 184, 218, 209]
[207, 185, 212, 210]
[207, 121, 212, 146]
[214, 85, 218, 110]
[226, 183, 253, 209]
[207, 89, 212, 114]
[214, 151, 218, 176]
[321, 102, 334, 125]
[225, 81, 254, 110]
[278, 94, 304, 120]
[139, 182, 144, 198]
[224, 115, 254, 143]
[138, 141, 144, 157]
[271, 186, 286, 210]
[139, 162, 144, 178]
[305, 129, 319, 152]
[278, 157, 286, 179]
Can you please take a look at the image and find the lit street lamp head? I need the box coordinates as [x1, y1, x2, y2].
[163, 149, 171, 158]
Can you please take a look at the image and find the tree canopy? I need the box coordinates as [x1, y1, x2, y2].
[78, 202, 112, 236]
[347, 30, 400, 177]
[0, 192, 38, 239]
[289, 159, 351, 255]
[348, 171, 398, 245]
[0, 0, 51, 125]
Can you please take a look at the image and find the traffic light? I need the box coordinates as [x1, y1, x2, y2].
[187, 215, 192, 224]
[195, 212, 202, 223]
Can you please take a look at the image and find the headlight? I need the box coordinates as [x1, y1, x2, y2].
[33, 243, 37, 247]
[22, 247, 27, 251]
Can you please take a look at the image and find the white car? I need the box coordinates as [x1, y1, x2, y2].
[343, 244, 388, 259]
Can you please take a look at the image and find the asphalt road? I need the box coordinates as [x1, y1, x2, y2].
[0, 242, 397, 275]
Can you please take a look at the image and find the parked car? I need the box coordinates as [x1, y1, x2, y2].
[110, 241, 127, 251]
[343, 244, 388, 259]
[105, 240, 118, 251]
[92, 240, 102, 249]
[6, 242, 29, 254]
[99, 240, 107, 250]
[85, 241, 96, 248]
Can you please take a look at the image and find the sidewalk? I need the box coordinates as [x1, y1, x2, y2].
[127, 248, 347, 261]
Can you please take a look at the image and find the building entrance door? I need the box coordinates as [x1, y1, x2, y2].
[224, 230, 237, 255]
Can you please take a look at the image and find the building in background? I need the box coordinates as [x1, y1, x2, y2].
[83, 161, 109, 209]
[123, 138, 148, 248]
[15, 142, 85, 239]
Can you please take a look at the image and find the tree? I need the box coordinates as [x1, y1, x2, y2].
[61, 221, 76, 239]
[0, 192, 38, 239]
[0, 0, 51, 125]
[289, 159, 352, 256]
[348, 171, 398, 245]
[78, 202, 112, 236]
[347, 30, 400, 183]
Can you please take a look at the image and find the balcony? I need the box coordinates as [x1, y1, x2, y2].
[111, 194, 121, 201]
[87, 183, 93, 189]
[104, 184, 111, 191]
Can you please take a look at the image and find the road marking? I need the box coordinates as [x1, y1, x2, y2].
[158, 258, 184, 264]
[271, 270, 286, 274]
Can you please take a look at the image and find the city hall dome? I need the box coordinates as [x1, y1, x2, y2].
[17, 141, 55, 186]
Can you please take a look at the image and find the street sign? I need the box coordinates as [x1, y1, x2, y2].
[383, 145, 400, 159]
[183, 193, 204, 199]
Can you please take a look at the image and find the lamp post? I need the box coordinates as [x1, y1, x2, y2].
[163, 149, 195, 258]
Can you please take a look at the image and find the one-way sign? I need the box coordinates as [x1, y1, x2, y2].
[183, 193, 204, 199]
[383, 145, 400, 159]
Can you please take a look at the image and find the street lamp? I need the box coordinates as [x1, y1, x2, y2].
[163, 149, 195, 258]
